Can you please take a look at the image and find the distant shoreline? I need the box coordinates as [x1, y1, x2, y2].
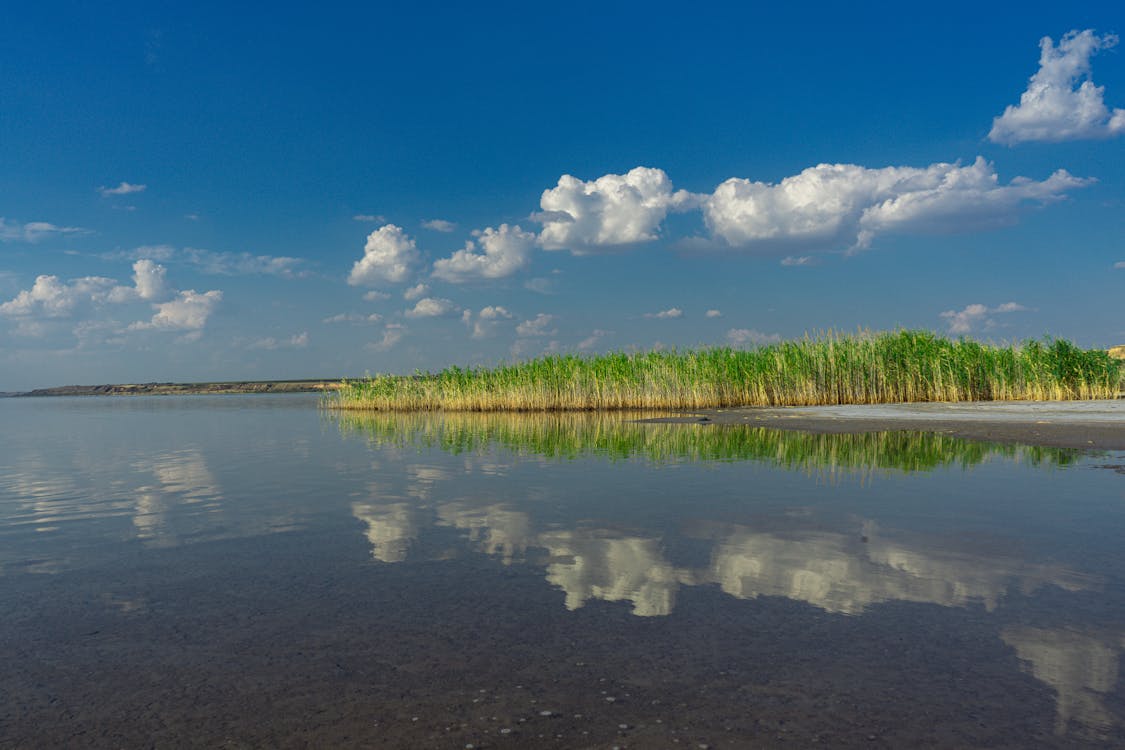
[7, 380, 342, 397]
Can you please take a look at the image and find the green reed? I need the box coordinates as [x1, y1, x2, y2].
[335, 410, 1081, 473]
[332, 330, 1122, 411]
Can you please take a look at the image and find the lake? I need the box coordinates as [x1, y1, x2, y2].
[2, 394, 1123, 748]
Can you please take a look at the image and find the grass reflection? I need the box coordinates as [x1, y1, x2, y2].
[335, 410, 1081, 473]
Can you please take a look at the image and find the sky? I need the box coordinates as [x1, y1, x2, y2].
[1, 1, 1123, 391]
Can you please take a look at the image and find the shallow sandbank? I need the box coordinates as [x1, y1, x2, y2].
[644, 399, 1125, 450]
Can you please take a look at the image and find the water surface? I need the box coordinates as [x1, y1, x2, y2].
[2, 395, 1124, 748]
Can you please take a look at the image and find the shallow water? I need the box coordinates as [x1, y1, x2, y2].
[2, 394, 1124, 748]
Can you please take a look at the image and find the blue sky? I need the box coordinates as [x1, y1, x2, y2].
[1, 2, 1123, 390]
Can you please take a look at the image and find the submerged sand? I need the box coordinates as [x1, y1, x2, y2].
[647, 399, 1125, 450]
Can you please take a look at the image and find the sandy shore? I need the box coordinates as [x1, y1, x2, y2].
[644, 400, 1125, 450]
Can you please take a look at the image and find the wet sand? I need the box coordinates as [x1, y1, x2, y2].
[645, 400, 1125, 450]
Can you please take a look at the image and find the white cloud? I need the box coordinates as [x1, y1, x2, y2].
[182, 248, 307, 278]
[0, 275, 116, 318]
[524, 277, 555, 294]
[464, 305, 514, 338]
[363, 290, 391, 301]
[349, 224, 422, 286]
[403, 283, 430, 301]
[780, 255, 816, 266]
[516, 313, 556, 337]
[129, 290, 222, 332]
[112, 244, 177, 262]
[98, 181, 147, 197]
[726, 328, 781, 348]
[0, 218, 89, 243]
[536, 167, 699, 252]
[108, 259, 168, 303]
[705, 309, 723, 318]
[432, 224, 536, 282]
[940, 302, 1029, 334]
[368, 323, 406, 351]
[107, 245, 307, 277]
[645, 307, 683, 319]
[404, 297, 458, 318]
[990, 30, 1124, 145]
[249, 332, 309, 350]
[479, 305, 514, 321]
[1114, 261, 1125, 269]
[1, 262, 222, 341]
[704, 157, 1091, 253]
[577, 329, 612, 351]
[422, 219, 457, 232]
[322, 312, 383, 324]
[353, 214, 387, 223]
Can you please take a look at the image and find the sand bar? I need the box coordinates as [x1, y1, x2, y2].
[646, 399, 1125, 450]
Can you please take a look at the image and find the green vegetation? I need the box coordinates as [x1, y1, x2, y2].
[335, 410, 1081, 473]
[333, 330, 1122, 411]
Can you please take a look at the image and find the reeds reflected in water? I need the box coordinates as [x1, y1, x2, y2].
[335, 409, 1082, 475]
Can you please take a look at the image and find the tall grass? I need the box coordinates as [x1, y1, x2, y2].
[332, 330, 1122, 412]
[335, 410, 1080, 473]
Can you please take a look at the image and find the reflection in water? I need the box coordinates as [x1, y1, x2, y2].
[1002, 627, 1125, 738]
[3, 398, 1121, 743]
[437, 503, 533, 564]
[133, 449, 224, 547]
[333, 410, 1122, 737]
[337, 410, 1081, 473]
[539, 529, 684, 617]
[701, 522, 1089, 615]
[352, 502, 422, 563]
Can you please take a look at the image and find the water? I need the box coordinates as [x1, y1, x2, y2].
[2, 395, 1124, 748]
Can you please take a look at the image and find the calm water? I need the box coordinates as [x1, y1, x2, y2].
[2, 395, 1124, 748]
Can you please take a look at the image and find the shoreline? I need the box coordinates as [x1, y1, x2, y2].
[7, 380, 342, 397]
[643, 400, 1125, 450]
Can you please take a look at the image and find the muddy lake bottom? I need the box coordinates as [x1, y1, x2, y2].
[2, 395, 1124, 748]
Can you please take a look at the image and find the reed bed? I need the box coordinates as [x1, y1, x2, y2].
[332, 330, 1122, 412]
[335, 410, 1080, 473]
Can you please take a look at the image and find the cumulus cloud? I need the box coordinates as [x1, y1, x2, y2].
[726, 328, 781, 348]
[432, 224, 536, 282]
[129, 289, 222, 332]
[363, 290, 391, 301]
[577, 329, 612, 351]
[645, 307, 683, 319]
[1114, 261, 1125, 269]
[0, 275, 116, 318]
[1, 218, 89, 243]
[422, 219, 457, 232]
[516, 313, 556, 337]
[404, 297, 459, 318]
[1, 261, 222, 341]
[463, 305, 515, 338]
[98, 181, 147, 197]
[368, 323, 406, 351]
[349, 224, 422, 286]
[781, 255, 817, 266]
[536, 167, 699, 253]
[705, 309, 723, 318]
[940, 302, 1029, 334]
[322, 312, 383, 324]
[403, 283, 430, 301]
[108, 259, 168, 302]
[990, 30, 1124, 145]
[249, 332, 309, 350]
[704, 157, 1091, 253]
